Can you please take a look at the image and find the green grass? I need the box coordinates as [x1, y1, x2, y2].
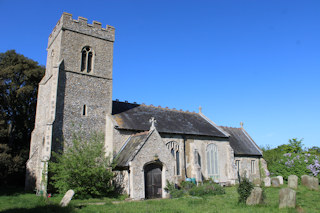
[1, 185, 319, 213]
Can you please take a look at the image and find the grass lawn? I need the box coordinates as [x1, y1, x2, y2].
[1, 185, 319, 213]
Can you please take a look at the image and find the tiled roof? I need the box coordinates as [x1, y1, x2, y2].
[219, 126, 262, 156]
[114, 131, 150, 167]
[112, 101, 227, 138]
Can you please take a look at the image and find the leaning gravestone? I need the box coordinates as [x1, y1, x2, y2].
[60, 189, 75, 207]
[246, 187, 264, 205]
[264, 177, 271, 187]
[288, 175, 298, 189]
[271, 177, 280, 187]
[279, 188, 296, 208]
[277, 176, 284, 185]
[301, 175, 319, 191]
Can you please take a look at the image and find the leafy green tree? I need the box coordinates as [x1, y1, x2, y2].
[0, 50, 44, 185]
[262, 138, 304, 170]
[0, 50, 44, 150]
[0, 143, 25, 185]
[307, 146, 320, 156]
[49, 132, 115, 199]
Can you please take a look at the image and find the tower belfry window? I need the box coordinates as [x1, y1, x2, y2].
[81, 46, 94, 73]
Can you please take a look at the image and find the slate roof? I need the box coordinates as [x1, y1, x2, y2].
[115, 131, 150, 167]
[219, 126, 262, 156]
[112, 101, 227, 138]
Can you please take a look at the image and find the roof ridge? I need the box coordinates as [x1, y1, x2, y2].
[113, 99, 197, 114]
[220, 125, 241, 129]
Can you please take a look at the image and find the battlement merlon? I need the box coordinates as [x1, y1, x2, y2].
[48, 12, 115, 48]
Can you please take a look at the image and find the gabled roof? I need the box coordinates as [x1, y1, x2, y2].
[219, 126, 262, 156]
[112, 101, 228, 138]
[115, 131, 150, 167]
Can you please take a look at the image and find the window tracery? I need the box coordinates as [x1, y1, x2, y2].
[166, 141, 180, 175]
[81, 46, 94, 73]
[206, 144, 219, 181]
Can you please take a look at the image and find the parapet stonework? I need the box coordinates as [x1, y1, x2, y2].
[48, 12, 115, 47]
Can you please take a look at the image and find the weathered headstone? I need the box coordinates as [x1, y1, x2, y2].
[279, 188, 296, 208]
[271, 177, 280, 187]
[277, 176, 284, 185]
[60, 190, 75, 207]
[301, 175, 309, 186]
[246, 187, 264, 205]
[264, 177, 271, 187]
[309, 176, 319, 191]
[301, 175, 319, 191]
[288, 175, 298, 189]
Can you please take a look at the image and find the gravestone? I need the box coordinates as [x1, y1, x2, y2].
[279, 188, 296, 208]
[264, 177, 271, 187]
[277, 176, 284, 185]
[246, 187, 264, 205]
[253, 178, 261, 186]
[60, 189, 75, 207]
[271, 177, 280, 187]
[301, 175, 309, 186]
[288, 175, 298, 189]
[301, 175, 319, 191]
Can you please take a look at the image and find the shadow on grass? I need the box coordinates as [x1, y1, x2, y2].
[1, 205, 75, 213]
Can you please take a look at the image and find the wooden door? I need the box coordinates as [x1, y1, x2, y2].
[145, 164, 162, 199]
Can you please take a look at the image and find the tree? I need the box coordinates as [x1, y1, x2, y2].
[0, 50, 44, 150]
[307, 146, 320, 155]
[0, 50, 44, 186]
[49, 132, 115, 199]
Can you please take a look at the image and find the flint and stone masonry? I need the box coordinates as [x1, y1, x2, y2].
[26, 13, 267, 199]
[25, 12, 115, 192]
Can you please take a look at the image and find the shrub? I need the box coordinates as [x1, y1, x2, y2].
[165, 180, 225, 198]
[180, 181, 195, 191]
[237, 176, 254, 203]
[49, 132, 115, 199]
[165, 180, 185, 198]
[189, 182, 225, 197]
[268, 152, 320, 182]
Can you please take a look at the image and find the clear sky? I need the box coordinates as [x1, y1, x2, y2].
[1, 0, 319, 149]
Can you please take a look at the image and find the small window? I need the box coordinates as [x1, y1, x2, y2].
[251, 160, 255, 174]
[176, 151, 180, 175]
[82, 105, 87, 116]
[80, 46, 94, 73]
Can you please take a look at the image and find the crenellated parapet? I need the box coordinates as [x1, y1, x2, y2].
[48, 12, 115, 47]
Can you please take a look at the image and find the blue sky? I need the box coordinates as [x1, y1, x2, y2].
[1, 0, 319, 148]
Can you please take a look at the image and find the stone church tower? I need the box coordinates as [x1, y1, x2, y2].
[25, 12, 115, 192]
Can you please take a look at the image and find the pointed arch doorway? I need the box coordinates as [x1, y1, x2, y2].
[144, 163, 162, 199]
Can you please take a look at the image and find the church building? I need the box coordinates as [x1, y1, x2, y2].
[26, 13, 267, 199]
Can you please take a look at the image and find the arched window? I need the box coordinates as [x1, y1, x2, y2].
[166, 141, 180, 176]
[206, 144, 219, 181]
[80, 46, 94, 73]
